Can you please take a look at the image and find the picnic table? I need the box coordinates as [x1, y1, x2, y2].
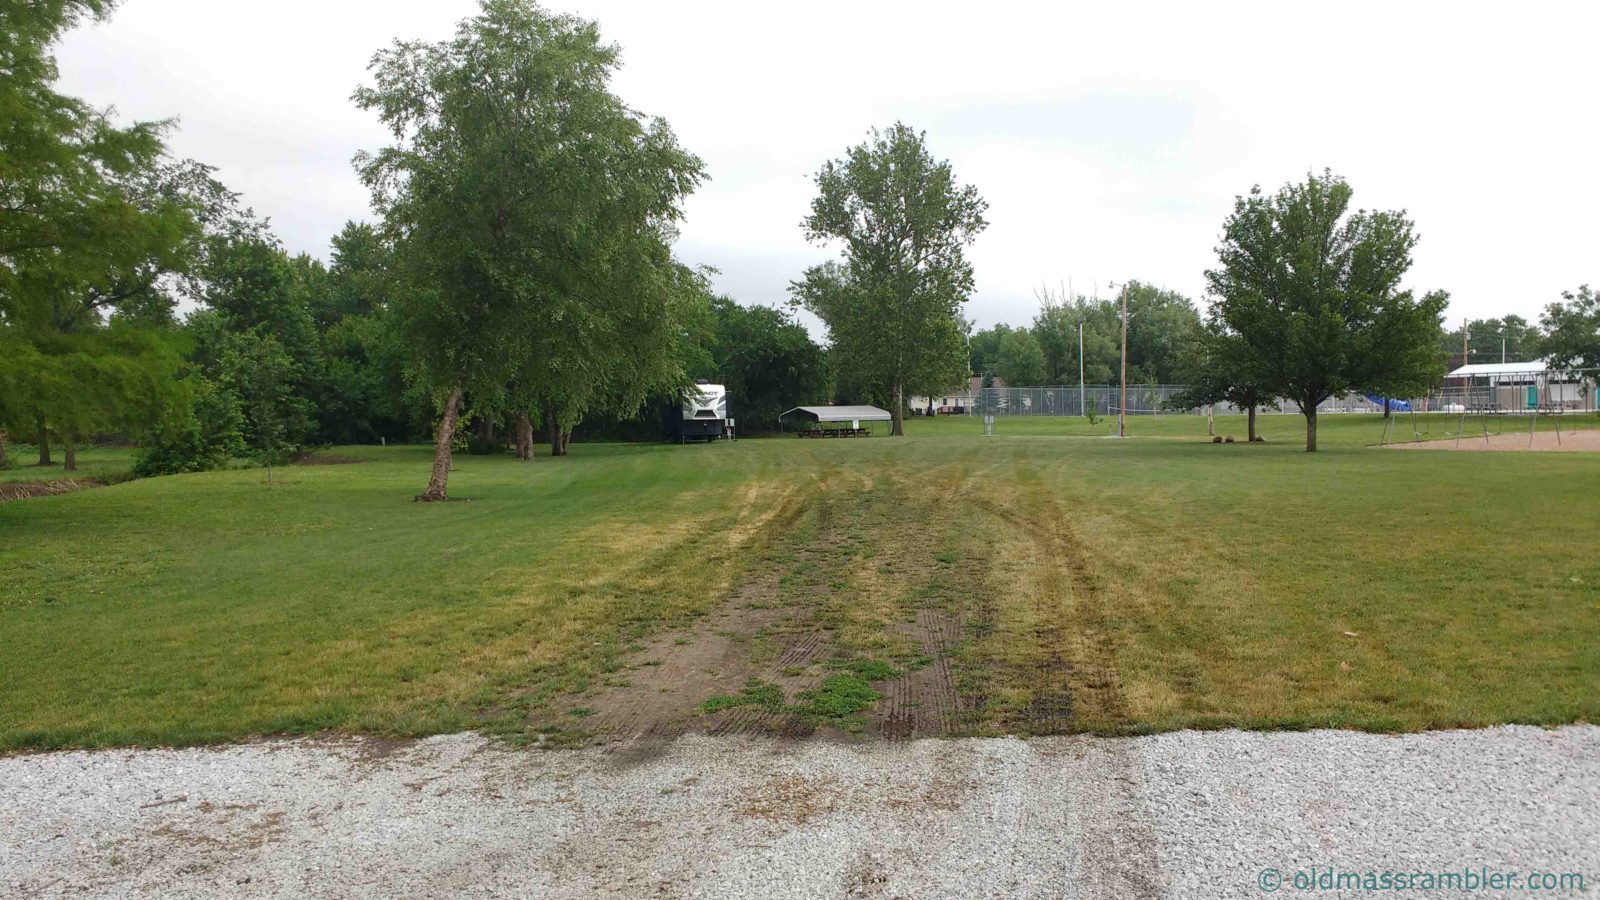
[796, 427, 872, 438]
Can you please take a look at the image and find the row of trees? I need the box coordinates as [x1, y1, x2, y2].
[969, 282, 1202, 387]
[1441, 292, 1600, 372]
[8, 3, 1592, 477]
[0, 0, 433, 478]
[0, 0, 833, 492]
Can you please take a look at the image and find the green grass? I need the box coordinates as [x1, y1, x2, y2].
[2, 417, 1598, 750]
[0, 446, 137, 483]
[907, 409, 1598, 445]
[700, 677, 785, 714]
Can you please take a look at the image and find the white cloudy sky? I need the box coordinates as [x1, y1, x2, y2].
[57, 0, 1599, 335]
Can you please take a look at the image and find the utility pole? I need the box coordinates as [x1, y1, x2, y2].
[1078, 321, 1085, 417]
[1119, 282, 1129, 438]
[1502, 337, 1506, 364]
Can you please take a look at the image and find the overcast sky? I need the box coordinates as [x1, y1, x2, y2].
[56, 0, 1599, 337]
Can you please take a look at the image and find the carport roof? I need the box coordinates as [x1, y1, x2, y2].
[780, 405, 893, 422]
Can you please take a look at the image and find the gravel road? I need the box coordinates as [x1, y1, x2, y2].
[3, 726, 1596, 898]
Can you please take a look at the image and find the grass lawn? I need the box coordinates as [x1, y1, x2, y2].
[0, 446, 138, 484]
[2, 415, 1597, 750]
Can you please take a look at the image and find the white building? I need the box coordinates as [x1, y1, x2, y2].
[1446, 361, 1593, 411]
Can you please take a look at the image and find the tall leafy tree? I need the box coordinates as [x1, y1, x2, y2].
[1030, 282, 1198, 386]
[1442, 314, 1543, 367]
[1032, 292, 1117, 385]
[1169, 320, 1277, 440]
[315, 221, 417, 444]
[355, 0, 703, 497]
[967, 323, 1009, 377]
[703, 296, 828, 432]
[0, 1, 205, 468]
[1207, 170, 1447, 451]
[1540, 286, 1599, 370]
[794, 123, 988, 435]
[994, 327, 1045, 386]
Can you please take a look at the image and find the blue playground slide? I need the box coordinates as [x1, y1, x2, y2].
[1364, 394, 1411, 412]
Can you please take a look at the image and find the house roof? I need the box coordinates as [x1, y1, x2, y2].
[779, 405, 894, 422]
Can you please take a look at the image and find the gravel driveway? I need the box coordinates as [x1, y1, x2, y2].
[3, 726, 1596, 898]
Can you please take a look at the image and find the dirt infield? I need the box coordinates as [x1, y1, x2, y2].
[1382, 428, 1600, 452]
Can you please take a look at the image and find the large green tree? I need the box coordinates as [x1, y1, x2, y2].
[703, 296, 828, 432]
[1169, 320, 1277, 440]
[1030, 282, 1198, 386]
[0, 1, 205, 468]
[1442, 314, 1543, 367]
[994, 327, 1045, 386]
[1207, 171, 1447, 451]
[793, 123, 988, 435]
[356, 0, 703, 497]
[1540, 286, 1599, 371]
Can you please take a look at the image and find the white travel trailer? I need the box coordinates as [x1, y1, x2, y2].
[667, 380, 729, 442]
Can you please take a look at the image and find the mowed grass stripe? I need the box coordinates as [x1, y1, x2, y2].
[2, 415, 1597, 749]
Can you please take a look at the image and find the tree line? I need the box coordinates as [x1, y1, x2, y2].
[968, 282, 1203, 387]
[6, 2, 1596, 480]
[0, 0, 831, 491]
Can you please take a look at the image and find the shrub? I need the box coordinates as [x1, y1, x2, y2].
[134, 379, 246, 476]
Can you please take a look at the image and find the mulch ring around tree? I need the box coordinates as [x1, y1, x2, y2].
[0, 478, 106, 503]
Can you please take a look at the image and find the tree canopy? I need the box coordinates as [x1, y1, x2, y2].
[354, 0, 705, 497]
[793, 124, 987, 434]
[1206, 170, 1447, 451]
[0, 0, 208, 469]
[701, 297, 828, 432]
[1540, 286, 1600, 371]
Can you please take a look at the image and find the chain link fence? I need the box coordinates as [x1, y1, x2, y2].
[971, 371, 1599, 417]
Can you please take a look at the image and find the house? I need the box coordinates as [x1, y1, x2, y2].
[910, 375, 1002, 415]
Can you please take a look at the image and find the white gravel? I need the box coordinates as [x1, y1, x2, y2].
[2, 726, 1596, 899]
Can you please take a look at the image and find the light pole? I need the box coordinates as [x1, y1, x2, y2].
[1117, 282, 1129, 438]
[1078, 320, 1085, 417]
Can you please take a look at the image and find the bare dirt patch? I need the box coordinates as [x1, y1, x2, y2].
[1383, 427, 1600, 452]
[561, 469, 993, 747]
[0, 477, 105, 503]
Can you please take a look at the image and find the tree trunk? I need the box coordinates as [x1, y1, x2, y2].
[475, 413, 493, 447]
[36, 415, 51, 465]
[1383, 398, 1392, 419]
[1247, 404, 1257, 442]
[417, 384, 464, 501]
[1304, 406, 1318, 453]
[558, 429, 571, 456]
[891, 381, 905, 436]
[0, 429, 9, 468]
[516, 413, 533, 461]
[64, 436, 77, 472]
[544, 403, 566, 456]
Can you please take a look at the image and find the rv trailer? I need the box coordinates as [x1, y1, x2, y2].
[666, 380, 729, 442]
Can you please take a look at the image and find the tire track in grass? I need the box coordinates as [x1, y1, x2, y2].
[963, 474, 1133, 735]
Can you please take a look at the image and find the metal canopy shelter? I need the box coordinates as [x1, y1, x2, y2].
[779, 405, 893, 423]
[779, 405, 892, 437]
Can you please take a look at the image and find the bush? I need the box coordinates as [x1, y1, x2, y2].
[134, 379, 246, 476]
